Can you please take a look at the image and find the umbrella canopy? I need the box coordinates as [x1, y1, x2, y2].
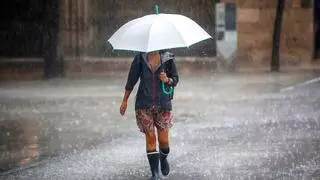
[108, 13, 212, 53]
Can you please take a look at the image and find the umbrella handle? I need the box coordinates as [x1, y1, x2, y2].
[155, 4, 159, 14]
[162, 81, 173, 95]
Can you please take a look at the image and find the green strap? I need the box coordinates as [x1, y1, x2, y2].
[162, 81, 173, 95]
[155, 4, 159, 14]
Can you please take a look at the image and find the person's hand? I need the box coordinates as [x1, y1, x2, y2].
[160, 72, 169, 83]
[120, 101, 127, 116]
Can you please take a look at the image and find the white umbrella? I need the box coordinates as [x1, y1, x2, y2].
[108, 13, 212, 52]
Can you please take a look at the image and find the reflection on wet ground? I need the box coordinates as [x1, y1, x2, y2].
[0, 119, 40, 171]
[0, 113, 112, 173]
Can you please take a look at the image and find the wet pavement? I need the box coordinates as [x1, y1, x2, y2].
[0, 72, 320, 180]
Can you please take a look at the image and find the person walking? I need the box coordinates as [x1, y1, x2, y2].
[120, 50, 179, 180]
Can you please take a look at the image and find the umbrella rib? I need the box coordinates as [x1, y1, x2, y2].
[146, 16, 157, 52]
[146, 15, 188, 52]
[162, 16, 188, 46]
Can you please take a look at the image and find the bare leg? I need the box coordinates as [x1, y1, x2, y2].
[146, 131, 157, 152]
[158, 130, 169, 148]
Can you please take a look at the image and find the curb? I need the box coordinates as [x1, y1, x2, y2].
[1, 57, 320, 81]
[280, 76, 320, 92]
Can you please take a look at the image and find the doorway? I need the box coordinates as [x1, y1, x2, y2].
[0, 0, 46, 57]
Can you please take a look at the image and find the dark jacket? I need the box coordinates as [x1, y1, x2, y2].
[125, 51, 179, 111]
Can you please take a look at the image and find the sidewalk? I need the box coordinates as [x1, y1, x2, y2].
[1, 56, 320, 81]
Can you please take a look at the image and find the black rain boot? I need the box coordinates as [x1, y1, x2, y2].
[147, 152, 160, 180]
[159, 147, 170, 176]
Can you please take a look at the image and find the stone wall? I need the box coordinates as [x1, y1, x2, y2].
[59, 0, 216, 58]
[236, 0, 314, 70]
[280, 0, 314, 67]
[59, 0, 92, 57]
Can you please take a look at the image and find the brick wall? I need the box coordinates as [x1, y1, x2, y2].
[236, 0, 314, 70]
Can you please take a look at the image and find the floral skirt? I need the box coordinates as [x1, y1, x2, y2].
[135, 107, 173, 133]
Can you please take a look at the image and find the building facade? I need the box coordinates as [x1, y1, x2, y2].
[0, 0, 318, 80]
[58, 0, 320, 71]
[236, 0, 316, 70]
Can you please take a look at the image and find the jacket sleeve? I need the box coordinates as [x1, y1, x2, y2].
[125, 54, 141, 91]
[168, 57, 179, 87]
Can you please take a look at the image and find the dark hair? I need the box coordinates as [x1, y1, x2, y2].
[159, 49, 168, 54]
